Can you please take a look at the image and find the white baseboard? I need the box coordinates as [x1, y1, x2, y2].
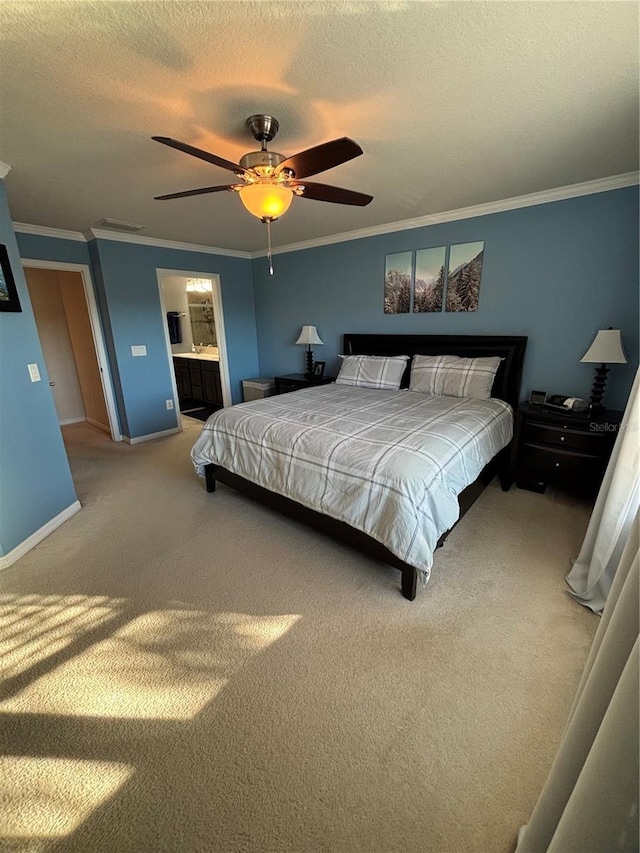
[60, 417, 86, 426]
[0, 500, 82, 571]
[124, 426, 181, 445]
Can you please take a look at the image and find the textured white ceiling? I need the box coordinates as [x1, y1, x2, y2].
[0, 1, 638, 253]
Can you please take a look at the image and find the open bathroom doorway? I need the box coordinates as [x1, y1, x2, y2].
[157, 269, 232, 423]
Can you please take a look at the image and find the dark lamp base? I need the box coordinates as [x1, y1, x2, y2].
[589, 363, 609, 410]
[304, 347, 314, 379]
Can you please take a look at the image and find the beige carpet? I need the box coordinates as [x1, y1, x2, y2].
[0, 420, 597, 853]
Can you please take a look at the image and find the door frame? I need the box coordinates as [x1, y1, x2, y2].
[156, 268, 232, 411]
[22, 259, 122, 441]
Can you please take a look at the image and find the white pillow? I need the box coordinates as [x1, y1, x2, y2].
[409, 354, 501, 400]
[336, 354, 409, 391]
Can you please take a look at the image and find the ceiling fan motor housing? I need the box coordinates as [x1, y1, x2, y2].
[239, 150, 287, 172]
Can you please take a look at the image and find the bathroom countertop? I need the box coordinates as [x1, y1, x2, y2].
[173, 351, 220, 362]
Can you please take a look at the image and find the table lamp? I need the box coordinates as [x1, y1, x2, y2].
[295, 325, 324, 378]
[580, 328, 627, 411]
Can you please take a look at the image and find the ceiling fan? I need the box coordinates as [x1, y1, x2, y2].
[152, 115, 373, 272]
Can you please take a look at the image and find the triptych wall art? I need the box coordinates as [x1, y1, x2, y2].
[384, 241, 484, 314]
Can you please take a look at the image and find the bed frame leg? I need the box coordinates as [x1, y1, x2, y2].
[204, 464, 216, 493]
[401, 567, 417, 601]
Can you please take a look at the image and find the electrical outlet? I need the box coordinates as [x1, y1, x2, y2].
[131, 345, 147, 357]
[27, 363, 41, 382]
[166, 399, 174, 410]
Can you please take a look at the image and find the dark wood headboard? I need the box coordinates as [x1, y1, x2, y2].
[343, 334, 527, 410]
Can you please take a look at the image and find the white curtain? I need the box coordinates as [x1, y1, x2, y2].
[565, 368, 640, 612]
[516, 513, 639, 853]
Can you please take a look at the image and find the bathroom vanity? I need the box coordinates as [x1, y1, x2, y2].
[173, 353, 222, 408]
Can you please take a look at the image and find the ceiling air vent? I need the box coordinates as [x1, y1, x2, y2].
[95, 218, 146, 233]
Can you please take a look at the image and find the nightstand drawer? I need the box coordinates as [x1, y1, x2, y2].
[520, 443, 603, 480]
[276, 380, 300, 394]
[523, 420, 606, 453]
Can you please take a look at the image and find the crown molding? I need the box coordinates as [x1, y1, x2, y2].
[252, 171, 640, 258]
[84, 228, 252, 258]
[13, 222, 87, 242]
[12, 221, 251, 258]
[12, 171, 638, 260]
[0, 161, 11, 179]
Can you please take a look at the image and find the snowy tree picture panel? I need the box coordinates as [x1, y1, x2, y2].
[445, 241, 484, 312]
[384, 252, 412, 314]
[413, 246, 446, 313]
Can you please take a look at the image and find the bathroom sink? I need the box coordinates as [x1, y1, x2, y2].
[175, 351, 219, 361]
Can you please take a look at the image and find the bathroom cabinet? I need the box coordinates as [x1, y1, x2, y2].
[173, 357, 222, 407]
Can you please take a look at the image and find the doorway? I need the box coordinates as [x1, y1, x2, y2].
[157, 269, 232, 421]
[23, 260, 121, 441]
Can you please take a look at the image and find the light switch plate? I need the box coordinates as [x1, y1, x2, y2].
[131, 345, 147, 357]
[27, 363, 41, 382]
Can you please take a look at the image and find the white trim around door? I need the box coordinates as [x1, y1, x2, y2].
[21, 259, 122, 442]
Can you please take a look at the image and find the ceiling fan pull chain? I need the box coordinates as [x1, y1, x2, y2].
[266, 218, 274, 276]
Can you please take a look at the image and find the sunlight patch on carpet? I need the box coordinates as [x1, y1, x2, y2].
[0, 610, 300, 720]
[0, 593, 127, 681]
[0, 756, 134, 839]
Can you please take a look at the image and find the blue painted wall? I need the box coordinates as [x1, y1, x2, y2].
[15, 232, 260, 439]
[252, 187, 639, 411]
[0, 183, 78, 556]
[87, 239, 258, 438]
[16, 231, 92, 266]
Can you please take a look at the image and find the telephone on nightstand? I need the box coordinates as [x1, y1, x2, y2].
[545, 394, 589, 413]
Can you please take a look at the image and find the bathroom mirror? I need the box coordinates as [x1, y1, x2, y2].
[187, 289, 217, 347]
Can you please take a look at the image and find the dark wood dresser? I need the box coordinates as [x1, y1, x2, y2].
[507, 402, 622, 498]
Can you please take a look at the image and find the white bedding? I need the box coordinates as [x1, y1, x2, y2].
[191, 384, 513, 578]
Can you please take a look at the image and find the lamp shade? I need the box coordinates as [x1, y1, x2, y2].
[580, 329, 627, 364]
[295, 325, 324, 346]
[238, 183, 293, 220]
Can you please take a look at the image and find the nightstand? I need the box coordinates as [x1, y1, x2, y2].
[507, 403, 622, 498]
[274, 373, 334, 394]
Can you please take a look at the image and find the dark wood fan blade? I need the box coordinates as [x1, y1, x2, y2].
[277, 138, 363, 179]
[154, 185, 235, 201]
[152, 137, 243, 174]
[292, 181, 373, 206]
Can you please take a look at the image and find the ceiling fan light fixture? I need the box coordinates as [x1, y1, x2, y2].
[238, 183, 293, 221]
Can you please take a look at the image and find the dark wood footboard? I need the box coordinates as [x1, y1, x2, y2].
[202, 451, 507, 601]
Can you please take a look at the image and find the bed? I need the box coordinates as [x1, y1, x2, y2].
[191, 334, 527, 600]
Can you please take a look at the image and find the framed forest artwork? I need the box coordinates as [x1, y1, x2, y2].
[413, 246, 446, 312]
[384, 251, 412, 314]
[0, 244, 22, 313]
[445, 241, 484, 312]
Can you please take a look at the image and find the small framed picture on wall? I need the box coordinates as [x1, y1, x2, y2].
[313, 361, 326, 378]
[0, 244, 22, 312]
